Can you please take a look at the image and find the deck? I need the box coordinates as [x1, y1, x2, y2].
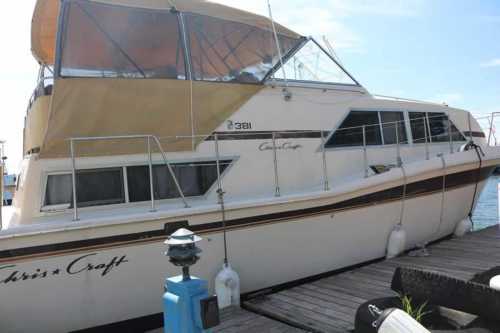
[243, 225, 500, 333]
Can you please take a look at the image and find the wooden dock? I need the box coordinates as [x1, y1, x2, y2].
[147, 306, 305, 333]
[150, 226, 500, 332]
[243, 225, 500, 333]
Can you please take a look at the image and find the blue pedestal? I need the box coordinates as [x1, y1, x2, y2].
[163, 275, 212, 333]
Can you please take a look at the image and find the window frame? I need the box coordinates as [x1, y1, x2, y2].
[56, 0, 189, 80]
[324, 109, 409, 150]
[324, 109, 467, 151]
[40, 158, 236, 213]
[409, 112, 467, 145]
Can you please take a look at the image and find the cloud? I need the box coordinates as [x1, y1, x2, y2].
[480, 58, 500, 68]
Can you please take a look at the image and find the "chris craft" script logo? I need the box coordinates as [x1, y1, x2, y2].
[0, 253, 129, 284]
[258, 141, 302, 151]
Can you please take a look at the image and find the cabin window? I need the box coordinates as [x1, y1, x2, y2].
[43, 168, 125, 208]
[75, 168, 125, 207]
[60, 1, 186, 79]
[272, 39, 357, 85]
[325, 111, 407, 148]
[184, 13, 301, 83]
[127, 161, 231, 202]
[44, 174, 72, 206]
[43, 161, 232, 210]
[380, 112, 407, 145]
[409, 112, 465, 143]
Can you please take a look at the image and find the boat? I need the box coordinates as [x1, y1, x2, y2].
[1, 0, 500, 331]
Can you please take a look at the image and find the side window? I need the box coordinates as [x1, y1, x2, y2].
[184, 13, 300, 83]
[75, 168, 125, 207]
[44, 174, 72, 206]
[43, 168, 125, 208]
[43, 161, 233, 210]
[325, 111, 407, 148]
[127, 161, 232, 202]
[409, 112, 427, 143]
[380, 112, 407, 144]
[60, 1, 186, 79]
[409, 112, 465, 143]
[326, 111, 382, 147]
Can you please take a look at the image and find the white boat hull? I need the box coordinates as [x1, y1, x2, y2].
[0, 175, 488, 332]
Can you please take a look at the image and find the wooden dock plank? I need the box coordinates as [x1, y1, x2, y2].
[244, 226, 500, 332]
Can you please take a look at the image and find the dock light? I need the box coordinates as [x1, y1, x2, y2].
[165, 228, 202, 281]
[163, 228, 220, 333]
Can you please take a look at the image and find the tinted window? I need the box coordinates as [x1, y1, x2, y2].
[61, 1, 186, 79]
[127, 161, 231, 202]
[44, 174, 72, 206]
[428, 113, 448, 142]
[409, 112, 427, 143]
[410, 112, 465, 143]
[184, 13, 300, 83]
[76, 168, 125, 207]
[381, 112, 407, 144]
[326, 111, 382, 147]
[44, 168, 125, 208]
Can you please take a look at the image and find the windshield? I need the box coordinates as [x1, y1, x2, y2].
[271, 39, 358, 85]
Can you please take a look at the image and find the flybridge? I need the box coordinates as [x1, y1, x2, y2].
[26, 0, 361, 159]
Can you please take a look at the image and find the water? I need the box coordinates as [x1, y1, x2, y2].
[472, 175, 500, 230]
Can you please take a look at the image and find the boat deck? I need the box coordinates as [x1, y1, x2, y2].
[243, 225, 500, 332]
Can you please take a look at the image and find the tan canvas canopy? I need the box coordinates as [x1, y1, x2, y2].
[27, 0, 303, 158]
[32, 0, 300, 65]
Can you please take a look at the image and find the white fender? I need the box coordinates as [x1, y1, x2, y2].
[386, 224, 406, 259]
[489, 275, 500, 291]
[377, 309, 430, 333]
[215, 263, 240, 309]
[454, 217, 472, 237]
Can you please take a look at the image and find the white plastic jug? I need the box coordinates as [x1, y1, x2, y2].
[386, 224, 406, 259]
[215, 263, 240, 309]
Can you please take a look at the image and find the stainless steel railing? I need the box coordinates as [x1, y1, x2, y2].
[66, 112, 482, 221]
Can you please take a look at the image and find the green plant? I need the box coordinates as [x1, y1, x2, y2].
[399, 294, 432, 323]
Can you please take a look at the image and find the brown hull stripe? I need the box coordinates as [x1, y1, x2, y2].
[0, 166, 494, 262]
[205, 130, 328, 140]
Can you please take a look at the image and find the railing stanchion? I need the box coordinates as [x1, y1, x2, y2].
[70, 139, 79, 221]
[488, 113, 494, 146]
[147, 136, 156, 212]
[467, 112, 473, 142]
[424, 116, 430, 160]
[396, 122, 402, 167]
[448, 113, 454, 154]
[272, 132, 280, 197]
[151, 136, 189, 208]
[321, 131, 329, 191]
[362, 125, 368, 178]
[214, 133, 222, 191]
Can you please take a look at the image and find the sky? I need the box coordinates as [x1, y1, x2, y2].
[0, 0, 499, 172]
